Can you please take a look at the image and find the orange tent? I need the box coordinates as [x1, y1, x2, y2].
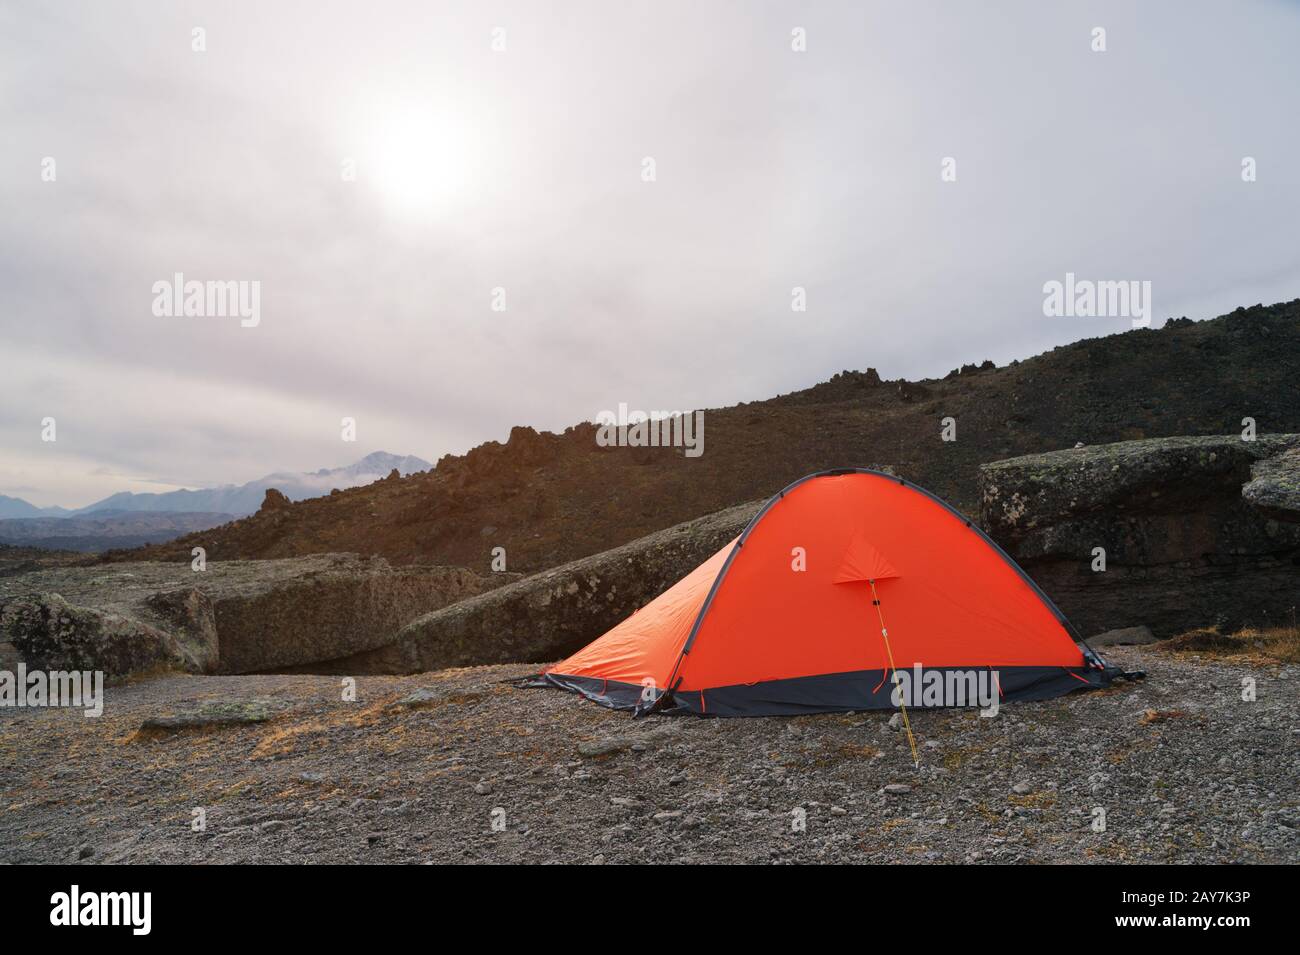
[531, 469, 1123, 716]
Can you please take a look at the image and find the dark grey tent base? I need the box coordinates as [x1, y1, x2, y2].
[523, 664, 1120, 718]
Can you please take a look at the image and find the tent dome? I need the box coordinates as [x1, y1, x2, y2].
[532, 469, 1117, 717]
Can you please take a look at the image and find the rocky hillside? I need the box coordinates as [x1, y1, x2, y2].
[116, 300, 1300, 575]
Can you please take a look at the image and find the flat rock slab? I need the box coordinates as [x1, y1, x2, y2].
[135, 699, 284, 738]
[981, 434, 1300, 536]
[0, 554, 512, 679]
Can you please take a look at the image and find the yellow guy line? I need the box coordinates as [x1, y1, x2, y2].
[869, 578, 919, 769]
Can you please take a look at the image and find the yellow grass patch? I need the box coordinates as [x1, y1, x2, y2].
[250, 720, 326, 759]
[1159, 624, 1300, 663]
[1009, 791, 1056, 809]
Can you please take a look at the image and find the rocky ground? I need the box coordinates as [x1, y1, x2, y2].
[1, 645, 1295, 864]
[0, 544, 85, 579]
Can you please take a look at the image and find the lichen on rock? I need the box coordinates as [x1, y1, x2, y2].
[979, 434, 1300, 637]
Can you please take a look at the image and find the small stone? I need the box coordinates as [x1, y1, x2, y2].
[830, 806, 848, 815]
[77, 845, 94, 860]
[1012, 781, 1032, 795]
[474, 780, 493, 795]
[395, 687, 445, 708]
[653, 810, 683, 822]
[883, 783, 911, 795]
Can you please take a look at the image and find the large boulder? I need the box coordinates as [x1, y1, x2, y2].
[335, 500, 765, 674]
[0, 593, 183, 676]
[0, 554, 512, 678]
[980, 434, 1300, 637]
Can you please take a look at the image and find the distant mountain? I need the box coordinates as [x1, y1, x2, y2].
[75, 452, 431, 518]
[301, 452, 433, 488]
[0, 452, 434, 552]
[0, 495, 73, 519]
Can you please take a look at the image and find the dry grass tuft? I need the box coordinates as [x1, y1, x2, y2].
[1139, 709, 1188, 726]
[1158, 623, 1300, 664]
[1008, 790, 1056, 809]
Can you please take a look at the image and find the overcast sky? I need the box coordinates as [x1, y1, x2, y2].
[2, 0, 1299, 508]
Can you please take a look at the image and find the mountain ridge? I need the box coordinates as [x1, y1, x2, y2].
[0, 496, 73, 520]
[3, 451, 432, 519]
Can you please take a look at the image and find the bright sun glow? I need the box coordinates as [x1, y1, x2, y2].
[362, 107, 478, 216]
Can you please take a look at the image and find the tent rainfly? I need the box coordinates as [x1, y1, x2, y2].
[526, 469, 1134, 717]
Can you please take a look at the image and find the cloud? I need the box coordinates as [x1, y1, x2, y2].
[2, 0, 1299, 507]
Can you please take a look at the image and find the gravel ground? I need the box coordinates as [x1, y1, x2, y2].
[1, 646, 1296, 864]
